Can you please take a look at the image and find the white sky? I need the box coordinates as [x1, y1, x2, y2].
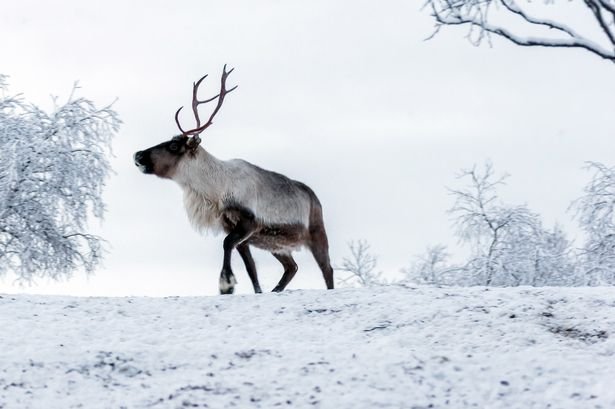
[1, 0, 614, 296]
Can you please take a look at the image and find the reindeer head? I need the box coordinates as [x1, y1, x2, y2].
[134, 65, 237, 179]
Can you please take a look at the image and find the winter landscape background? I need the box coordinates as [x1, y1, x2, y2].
[2, 0, 614, 295]
[1, 1, 615, 408]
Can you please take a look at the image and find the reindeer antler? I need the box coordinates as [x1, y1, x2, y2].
[175, 64, 238, 148]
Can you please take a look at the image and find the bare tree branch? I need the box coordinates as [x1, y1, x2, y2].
[426, 0, 615, 63]
[587, 0, 615, 46]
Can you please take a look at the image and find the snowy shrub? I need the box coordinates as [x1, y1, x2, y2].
[401, 244, 466, 285]
[0, 75, 120, 282]
[335, 240, 387, 287]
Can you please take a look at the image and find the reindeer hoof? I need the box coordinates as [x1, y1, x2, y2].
[219, 274, 237, 295]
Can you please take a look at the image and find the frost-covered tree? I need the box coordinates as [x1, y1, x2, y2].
[0, 75, 120, 283]
[573, 162, 615, 285]
[336, 240, 385, 287]
[425, 0, 615, 63]
[530, 225, 580, 286]
[449, 162, 576, 286]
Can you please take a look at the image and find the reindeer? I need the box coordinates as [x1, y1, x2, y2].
[134, 65, 334, 294]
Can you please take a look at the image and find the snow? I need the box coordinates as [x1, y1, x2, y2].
[1, 285, 614, 408]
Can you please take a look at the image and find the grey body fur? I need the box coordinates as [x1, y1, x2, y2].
[177, 149, 312, 240]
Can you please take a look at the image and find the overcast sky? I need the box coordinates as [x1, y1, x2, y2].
[1, 0, 614, 296]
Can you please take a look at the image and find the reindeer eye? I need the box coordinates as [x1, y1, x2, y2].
[169, 143, 180, 152]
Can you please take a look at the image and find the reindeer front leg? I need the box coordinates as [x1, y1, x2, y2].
[219, 209, 257, 294]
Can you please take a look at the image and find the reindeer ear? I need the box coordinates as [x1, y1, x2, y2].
[186, 135, 201, 152]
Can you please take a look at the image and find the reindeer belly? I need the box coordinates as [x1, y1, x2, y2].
[248, 224, 309, 253]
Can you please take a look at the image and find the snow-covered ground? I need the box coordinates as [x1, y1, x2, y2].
[1, 286, 614, 408]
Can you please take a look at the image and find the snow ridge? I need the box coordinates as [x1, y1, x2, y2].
[0, 286, 614, 408]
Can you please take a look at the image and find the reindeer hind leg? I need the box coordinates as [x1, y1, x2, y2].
[237, 243, 262, 294]
[308, 225, 335, 290]
[271, 252, 298, 292]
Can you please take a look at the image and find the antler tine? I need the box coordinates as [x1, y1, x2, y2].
[174, 106, 189, 135]
[183, 64, 238, 136]
[174, 65, 238, 138]
[194, 74, 208, 89]
[174, 74, 213, 136]
[191, 74, 208, 130]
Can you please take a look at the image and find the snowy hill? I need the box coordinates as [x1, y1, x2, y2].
[1, 286, 614, 408]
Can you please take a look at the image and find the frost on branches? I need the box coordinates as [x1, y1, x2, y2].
[425, 0, 615, 63]
[447, 163, 578, 286]
[404, 162, 579, 287]
[0, 75, 120, 282]
[402, 244, 463, 286]
[574, 162, 615, 285]
[336, 240, 386, 287]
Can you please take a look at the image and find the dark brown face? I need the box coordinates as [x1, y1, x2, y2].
[134, 135, 190, 179]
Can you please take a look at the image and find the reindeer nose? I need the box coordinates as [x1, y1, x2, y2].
[134, 151, 144, 165]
